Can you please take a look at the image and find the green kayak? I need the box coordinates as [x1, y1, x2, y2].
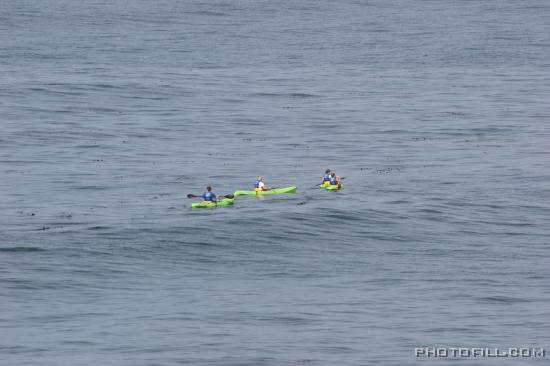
[192, 198, 234, 208]
[325, 184, 342, 191]
[234, 186, 297, 197]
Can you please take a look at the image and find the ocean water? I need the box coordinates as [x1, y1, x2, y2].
[1, 0, 549, 365]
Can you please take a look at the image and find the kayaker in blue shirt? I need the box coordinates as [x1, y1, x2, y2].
[202, 186, 220, 202]
[329, 172, 341, 186]
[254, 176, 272, 191]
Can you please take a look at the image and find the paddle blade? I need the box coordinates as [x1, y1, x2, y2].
[187, 194, 198, 198]
[224, 194, 235, 199]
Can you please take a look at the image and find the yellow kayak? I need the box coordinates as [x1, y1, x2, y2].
[325, 183, 342, 191]
[234, 186, 297, 196]
[192, 198, 234, 208]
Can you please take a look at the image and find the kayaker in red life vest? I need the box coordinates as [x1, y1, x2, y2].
[202, 186, 221, 202]
[254, 176, 272, 191]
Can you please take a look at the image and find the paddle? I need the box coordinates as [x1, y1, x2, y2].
[187, 193, 234, 199]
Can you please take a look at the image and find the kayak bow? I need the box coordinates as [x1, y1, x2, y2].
[325, 184, 342, 191]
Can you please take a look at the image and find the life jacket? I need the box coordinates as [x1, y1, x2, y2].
[323, 174, 330, 182]
[202, 192, 215, 201]
[329, 176, 338, 185]
[254, 180, 261, 188]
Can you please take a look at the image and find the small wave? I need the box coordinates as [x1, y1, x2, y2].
[82, 83, 124, 90]
[0, 246, 44, 252]
[248, 92, 318, 98]
[187, 10, 227, 17]
[324, 212, 362, 221]
[86, 226, 112, 231]
[387, 199, 409, 204]
[74, 186, 109, 190]
[416, 208, 443, 214]
[478, 296, 528, 304]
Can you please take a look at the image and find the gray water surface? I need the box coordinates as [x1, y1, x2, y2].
[1, 0, 550, 365]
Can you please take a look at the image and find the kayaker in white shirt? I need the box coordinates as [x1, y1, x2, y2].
[254, 176, 272, 191]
